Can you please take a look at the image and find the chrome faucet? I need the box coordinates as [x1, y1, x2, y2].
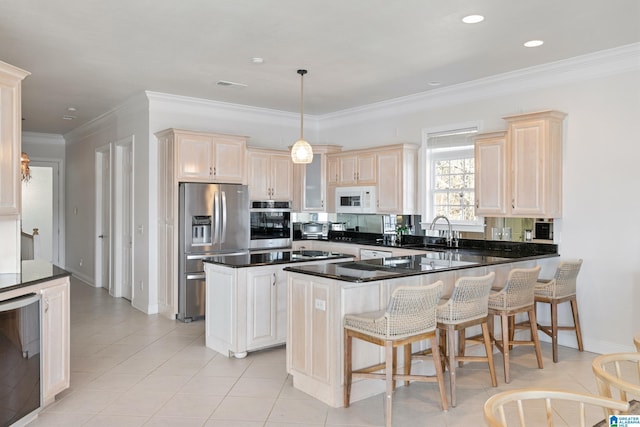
[429, 215, 452, 247]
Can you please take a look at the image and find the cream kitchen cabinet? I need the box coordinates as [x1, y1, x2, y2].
[505, 111, 565, 218]
[172, 129, 247, 183]
[474, 131, 509, 216]
[375, 144, 419, 214]
[246, 265, 287, 349]
[328, 151, 376, 186]
[41, 278, 70, 405]
[247, 149, 293, 201]
[0, 61, 29, 217]
[474, 111, 566, 218]
[294, 145, 342, 212]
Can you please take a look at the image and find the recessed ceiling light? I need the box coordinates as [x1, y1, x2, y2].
[216, 80, 248, 88]
[251, 57, 264, 64]
[462, 15, 484, 24]
[428, 81, 441, 87]
[524, 40, 544, 48]
[67, 107, 76, 112]
[62, 115, 76, 120]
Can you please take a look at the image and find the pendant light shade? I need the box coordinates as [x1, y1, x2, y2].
[291, 69, 313, 164]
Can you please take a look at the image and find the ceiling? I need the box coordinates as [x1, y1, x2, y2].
[1, 0, 639, 134]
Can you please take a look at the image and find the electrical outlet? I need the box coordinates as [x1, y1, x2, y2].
[314, 298, 326, 311]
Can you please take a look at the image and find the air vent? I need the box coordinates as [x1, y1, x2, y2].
[216, 80, 248, 88]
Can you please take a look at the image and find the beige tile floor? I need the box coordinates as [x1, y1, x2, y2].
[29, 276, 607, 427]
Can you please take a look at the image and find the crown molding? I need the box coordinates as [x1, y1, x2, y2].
[22, 132, 65, 145]
[319, 43, 640, 128]
[146, 91, 321, 131]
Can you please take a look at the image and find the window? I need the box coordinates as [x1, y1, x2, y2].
[432, 147, 475, 221]
[424, 127, 483, 230]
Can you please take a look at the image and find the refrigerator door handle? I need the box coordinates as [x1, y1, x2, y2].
[221, 191, 227, 244]
[213, 190, 220, 244]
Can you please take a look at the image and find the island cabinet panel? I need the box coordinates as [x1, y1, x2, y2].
[41, 279, 70, 405]
[205, 266, 241, 357]
[246, 266, 279, 350]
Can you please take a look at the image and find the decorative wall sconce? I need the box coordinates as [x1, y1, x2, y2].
[21, 151, 31, 182]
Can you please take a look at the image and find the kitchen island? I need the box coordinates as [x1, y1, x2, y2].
[203, 250, 354, 358]
[283, 248, 559, 407]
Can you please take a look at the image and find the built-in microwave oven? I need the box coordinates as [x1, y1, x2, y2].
[335, 186, 376, 213]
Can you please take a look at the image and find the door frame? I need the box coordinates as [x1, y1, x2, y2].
[95, 144, 112, 290]
[112, 136, 135, 299]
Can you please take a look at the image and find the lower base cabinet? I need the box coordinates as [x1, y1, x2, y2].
[205, 257, 353, 358]
[41, 278, 70, 405]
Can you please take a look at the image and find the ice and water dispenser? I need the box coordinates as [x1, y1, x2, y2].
[192, 215, 212, 245]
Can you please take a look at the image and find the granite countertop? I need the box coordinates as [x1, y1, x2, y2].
[283, 249, 559, 283]
[0, 260, 71, 294]
[203, 250, 354, 268]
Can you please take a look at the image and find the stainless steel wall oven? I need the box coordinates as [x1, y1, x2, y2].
[250, 201, 292, 249]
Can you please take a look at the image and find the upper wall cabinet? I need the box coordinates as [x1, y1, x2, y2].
[474, 131, 509, 216]
[293, 145, 342, 212]
[173, 129, 247, 183]
[247, 148, 293, 201]
[0, 61, 30, 216]
[475, 111, 566, 218]
[376, 144, 419, 214]
[328, 151, 376, 186]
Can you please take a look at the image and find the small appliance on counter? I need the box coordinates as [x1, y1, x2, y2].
[301, 222, 328, 239]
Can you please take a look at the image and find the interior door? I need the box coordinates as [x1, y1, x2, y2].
[115, 138, 134, 300]
[96, 145, 111, 290]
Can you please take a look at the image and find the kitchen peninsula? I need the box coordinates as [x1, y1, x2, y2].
[283, 245, 559, 407]
[203, 250, 354, 358]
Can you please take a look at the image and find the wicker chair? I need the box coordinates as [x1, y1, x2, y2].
[592, 352, 640, 417]
[534, 259, 584, 363]
[487, 266, 543, 383]
[343, 281, 447, 427]
[634, 332, 640, 352]
[483, 388, 630, 427]
[435, 272, 497, 407]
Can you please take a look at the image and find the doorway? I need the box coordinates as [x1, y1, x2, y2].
[21, 160, 62, 264]
[95, 137, 135, 300]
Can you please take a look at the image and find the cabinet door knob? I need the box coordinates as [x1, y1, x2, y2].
[272, 273, 276, 286]
[475, 200, 479, 208]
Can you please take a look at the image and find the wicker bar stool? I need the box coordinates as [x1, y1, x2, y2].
[343, 281, 447, 427]
[435, 272, 497, 407]
[534, 259, 584, 363]
[635, 332, 640, 352]
[488, 266, 543, 383]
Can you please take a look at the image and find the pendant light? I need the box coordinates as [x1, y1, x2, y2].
[291, 69, 313, 164]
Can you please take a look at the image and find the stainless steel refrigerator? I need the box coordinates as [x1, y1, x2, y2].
[178, 182, 249, 322]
